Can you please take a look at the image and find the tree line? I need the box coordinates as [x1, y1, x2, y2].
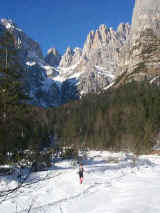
[49, 80, 160, 154]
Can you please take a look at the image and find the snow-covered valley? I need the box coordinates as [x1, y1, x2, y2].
[1, 151, 160, 213]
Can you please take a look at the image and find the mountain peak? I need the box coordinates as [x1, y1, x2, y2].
[117, 23, 130, 33]
[59, 47, 74, 67]
[0, 18, 21, 31]
[47, 47, 58, 55]
[99, 24, 108, 33]
[66, 47, 74, 54]
[45, 48, 61, 66]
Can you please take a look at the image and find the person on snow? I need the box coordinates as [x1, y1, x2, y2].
[78, 164, 84, 184]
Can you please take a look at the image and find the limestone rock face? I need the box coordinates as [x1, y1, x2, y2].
[82, 30, 95, 57]
[45, 48, 61, 66]
[59, 47, 74, 67]
[59, 23, 130, 71]
[71, 48, 82, 65]
[117, 0, 160, 82]
[131, 0, 160, 71]
[78, 23, 130, 89]
[55, 23, 130, 98]
[58, 47, 82, 68]
[131, 0, 160, 37]
[82, 23, 130, 58]
[75, 23, 131, 81]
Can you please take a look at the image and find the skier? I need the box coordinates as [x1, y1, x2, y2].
[78, 163, 84, 184]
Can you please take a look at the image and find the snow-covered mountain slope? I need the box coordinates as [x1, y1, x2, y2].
[52, 63, 116, 97]
[0, 19, 62, 107]
[1, 151, 160, 213]
[24, 60, 61, 107]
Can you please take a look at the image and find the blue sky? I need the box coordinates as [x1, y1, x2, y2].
[0, 0, 135, 56]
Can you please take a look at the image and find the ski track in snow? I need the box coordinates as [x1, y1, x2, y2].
[23, 182, 106, 213]
[1, 152, 160, 213]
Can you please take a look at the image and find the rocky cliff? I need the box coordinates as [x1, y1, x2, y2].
[59, 23, 130, 71]
[51, 23, 130, 97]
[117, 0, 160, 83]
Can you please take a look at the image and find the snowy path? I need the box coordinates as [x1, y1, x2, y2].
[1, 152, 160, 213]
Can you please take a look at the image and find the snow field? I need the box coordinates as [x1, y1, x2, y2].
[0, 151, 160, 213]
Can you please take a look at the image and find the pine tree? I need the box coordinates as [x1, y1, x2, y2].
[0, 31, 30, 161]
